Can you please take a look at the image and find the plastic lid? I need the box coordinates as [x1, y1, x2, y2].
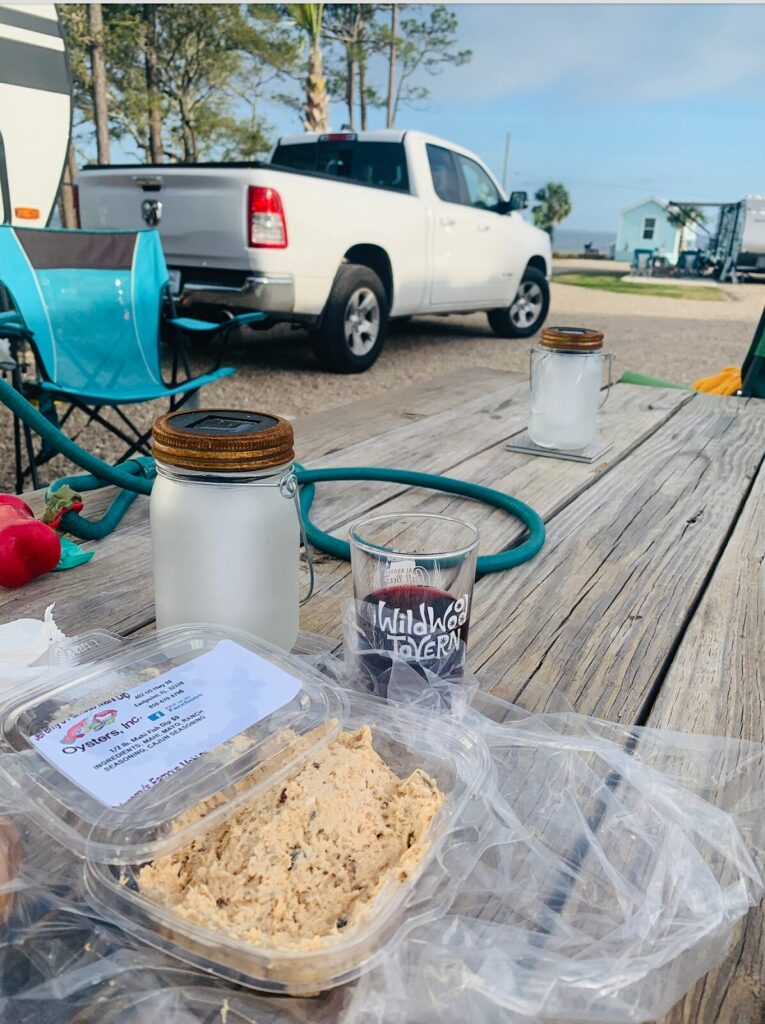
[540, 326, 604, 351]
[0, 625, 344, 863]
[152, 409, 295, 472]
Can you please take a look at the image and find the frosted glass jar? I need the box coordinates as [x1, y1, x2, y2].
[528, 327, 611, 451]
[151, 410, 300, 650]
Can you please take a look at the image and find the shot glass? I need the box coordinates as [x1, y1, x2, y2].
[347, 512, 479, 690]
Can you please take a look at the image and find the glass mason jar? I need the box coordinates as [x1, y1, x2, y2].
[528, 327, 612, 451]
[151, 409, 300, 650]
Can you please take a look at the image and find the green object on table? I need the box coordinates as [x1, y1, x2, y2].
[53, 535, 94, 572]
[619, 370, 690, 391]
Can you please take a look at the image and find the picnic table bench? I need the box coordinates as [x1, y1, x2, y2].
[3, 367, 764, 1024]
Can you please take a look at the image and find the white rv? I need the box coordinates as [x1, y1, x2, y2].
[0, 3, 71, 226]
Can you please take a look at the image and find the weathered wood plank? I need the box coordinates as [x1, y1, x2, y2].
[465, 395, 765, 723]
[292, 366, 521, 460]
[299, 384, 691, 640]
[644, 460, 765, 1024]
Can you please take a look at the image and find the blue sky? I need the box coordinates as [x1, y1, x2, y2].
[262, 3, 765, 232]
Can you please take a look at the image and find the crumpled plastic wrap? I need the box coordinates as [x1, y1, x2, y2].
[1, 636, 764, 1024]
[0, 605, 65, 693]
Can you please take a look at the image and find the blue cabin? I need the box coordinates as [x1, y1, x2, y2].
[615, 197, 697, 264]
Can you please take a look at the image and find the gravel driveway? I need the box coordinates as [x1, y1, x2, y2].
[2, 268, 763, 494]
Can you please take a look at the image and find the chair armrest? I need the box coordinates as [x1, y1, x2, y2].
[168, 312, 267, 333]
[167, 316, 221, 333]
[0, 312, 32, 339]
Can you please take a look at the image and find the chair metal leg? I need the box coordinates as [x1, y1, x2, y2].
[23, 420, 40, 490]
[13, 409, 23, 493]
[69, 400, 145, 454]
[111, 405, 152, 459]
[10, 361, 40, 491]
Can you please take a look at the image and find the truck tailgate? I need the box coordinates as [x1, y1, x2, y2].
[78, 167, 250, 267]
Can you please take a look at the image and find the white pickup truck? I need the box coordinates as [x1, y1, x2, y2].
[78, 130, 552, 372]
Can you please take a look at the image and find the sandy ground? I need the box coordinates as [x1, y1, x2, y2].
[2, 263, 763, 493]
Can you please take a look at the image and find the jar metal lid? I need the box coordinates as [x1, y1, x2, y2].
[540, 326, 604, 352]
[152, 409, 295, 472]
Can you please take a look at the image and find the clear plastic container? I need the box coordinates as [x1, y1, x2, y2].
[0, 625, 345, 862]
[0, 625, 491, 995]
[82, 689, 490, 994]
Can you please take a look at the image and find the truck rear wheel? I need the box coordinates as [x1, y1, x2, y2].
[488, 265, 549, 339]
[314, 264, 389, 373]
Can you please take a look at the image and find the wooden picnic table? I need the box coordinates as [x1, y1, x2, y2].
[2, 367, 764, 1023]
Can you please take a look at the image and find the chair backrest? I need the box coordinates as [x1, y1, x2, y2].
[740, 305, 765, 399]
[0, 226, 169, 396]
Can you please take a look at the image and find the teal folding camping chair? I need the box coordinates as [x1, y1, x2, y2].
[0, 225, 265, 491]
[740, 304, 765, 399]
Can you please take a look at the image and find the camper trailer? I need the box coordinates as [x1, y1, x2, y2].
[712, 196, 765, 281]
[0, 4, 71, 226]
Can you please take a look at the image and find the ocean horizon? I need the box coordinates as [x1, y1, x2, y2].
[552, 228, 616, 255]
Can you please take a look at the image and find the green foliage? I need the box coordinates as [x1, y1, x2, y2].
[392, 5, 471, 120]
[289, 2, 323, 43]
[666, 204, 707, 229]
[61, 4, 300, 162]
[60, 2, 475, 158]
[556, 274, 724, 302]
[532, 183, 573, 240]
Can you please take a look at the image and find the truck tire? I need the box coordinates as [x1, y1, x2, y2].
[488, 265, 549, 339]
[314, 264, 389, 373]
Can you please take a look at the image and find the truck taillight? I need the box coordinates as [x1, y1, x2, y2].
[248, 186, 287, 248]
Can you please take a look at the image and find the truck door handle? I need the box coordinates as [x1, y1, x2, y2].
[439, 217, 456, 227]
[477, 224, 491, 232]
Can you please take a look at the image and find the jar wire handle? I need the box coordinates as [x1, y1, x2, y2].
[280, 473, 315, 605]
[600, 352, 615, 408]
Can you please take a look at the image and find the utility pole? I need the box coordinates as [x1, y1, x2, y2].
[502, 132, 511, 192]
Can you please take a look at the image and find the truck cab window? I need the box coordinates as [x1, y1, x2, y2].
[426, 144, 462, 204]
[272, 141, 409, 192]
[455, 154, 501, 212]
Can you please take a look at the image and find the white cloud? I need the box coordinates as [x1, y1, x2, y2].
[432, 4, 765, 103]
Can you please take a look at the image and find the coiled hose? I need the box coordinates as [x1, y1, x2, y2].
[0, 378, 545, 572]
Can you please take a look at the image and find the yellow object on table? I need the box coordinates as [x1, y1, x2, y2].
[692, 367, 742, 395]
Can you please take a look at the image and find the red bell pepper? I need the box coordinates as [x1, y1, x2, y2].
[0, 495, 61, 589]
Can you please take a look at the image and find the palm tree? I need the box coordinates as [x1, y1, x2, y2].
[532, 183, 572, 243]
[290, 4, 329, 132]
[666, 204, 706, 255]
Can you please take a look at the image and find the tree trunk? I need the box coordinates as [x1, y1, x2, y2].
[386, 4, 397, 128]
[58, 144, 78, 228]
[178, 95, 196, 162]
[346, 52, 356, 129]
[143, 5, 163, 163]
[358, 54, 367, 130]
[303, 42, 329, 132]
[87, 3, 110, 164]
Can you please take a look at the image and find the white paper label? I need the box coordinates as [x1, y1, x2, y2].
[29, 640, 303, 807]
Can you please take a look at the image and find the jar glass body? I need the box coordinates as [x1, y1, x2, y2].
[528, 349, 603, 450]
[150, 461, 299, 650]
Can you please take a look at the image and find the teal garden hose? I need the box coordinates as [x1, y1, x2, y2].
[0, 378, 545, 571]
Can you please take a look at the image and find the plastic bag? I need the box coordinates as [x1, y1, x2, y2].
[1, 636, 764, 1024]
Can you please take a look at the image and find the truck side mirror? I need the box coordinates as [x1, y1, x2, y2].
[509, 191, 528, 211]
